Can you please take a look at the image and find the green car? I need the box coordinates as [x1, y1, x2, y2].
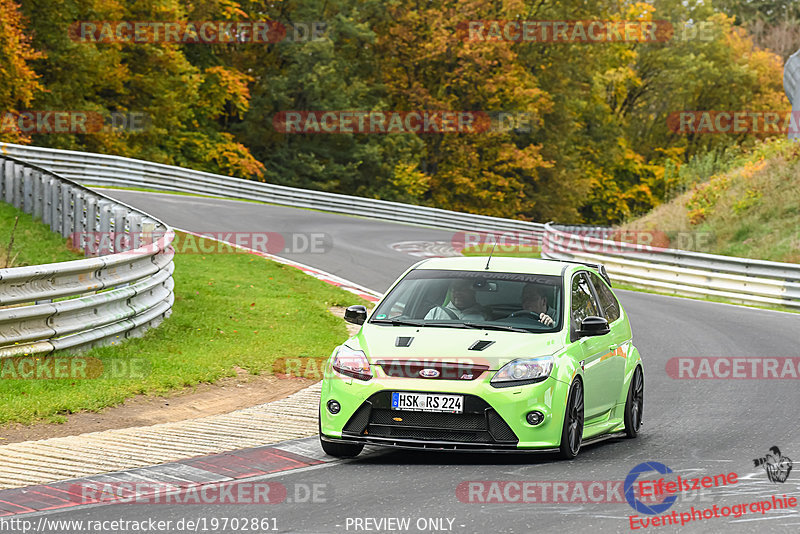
[319, 256, 644, 459]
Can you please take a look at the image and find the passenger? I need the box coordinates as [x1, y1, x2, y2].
[425, 279, 486, 321]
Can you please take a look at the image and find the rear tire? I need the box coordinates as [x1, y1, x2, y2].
[624, 366, 644, 438]
[320, 436, 364, 458]
[558, 378, 584, 460]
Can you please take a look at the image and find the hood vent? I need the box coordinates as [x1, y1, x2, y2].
[468, 340, 495, 351]
[395, 336, 414, 347]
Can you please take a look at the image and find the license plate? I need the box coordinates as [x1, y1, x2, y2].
[391, 392, 463, 413]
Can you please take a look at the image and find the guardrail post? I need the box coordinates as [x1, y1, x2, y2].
[19, 167, 33, 214]
[4, 160, 14, 205]
[127, 214, 142, 250]
[98, 199, 113, 255]
[42, 176, 52, 225]
[61, 185, 74, 238]
[113, 206, 128, 251]
[74, 190, 85, 244]
[32, 171, 44, 219]
[50, 179, 62, 233]
[84, 196, 98, 256]
[12, 166, 23, 209]
[22, 167, 33, 214]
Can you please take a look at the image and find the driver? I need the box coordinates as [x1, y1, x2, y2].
[510, 283, 556, 326]
[425, 279, 486, 321]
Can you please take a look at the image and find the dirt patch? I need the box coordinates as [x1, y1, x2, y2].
[0, 371, 317, 445]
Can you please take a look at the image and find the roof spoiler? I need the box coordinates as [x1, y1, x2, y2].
[581, 262, 612, 287]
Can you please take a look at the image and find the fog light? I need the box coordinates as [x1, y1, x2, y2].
[327, 400, 341, 414]
[526, 411, 544, 425]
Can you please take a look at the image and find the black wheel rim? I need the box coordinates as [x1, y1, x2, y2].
[567, 381, 584, 454]
[631, 368, 644, 431]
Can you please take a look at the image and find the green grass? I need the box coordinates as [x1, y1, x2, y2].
[0, 230, 369, 425]
[621, 138, 800, 263]
[0, 202, 84, 267]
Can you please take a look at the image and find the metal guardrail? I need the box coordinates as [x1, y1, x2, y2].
[0, 156, 175, 358]
[2, 143, 797, 317]
[541, 223, 800, 309]
[0, 143, 545, 238]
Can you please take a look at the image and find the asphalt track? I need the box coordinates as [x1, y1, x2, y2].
[15, 190, 800, 533]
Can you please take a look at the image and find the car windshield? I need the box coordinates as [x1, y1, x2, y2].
[370, 269, 563, 333]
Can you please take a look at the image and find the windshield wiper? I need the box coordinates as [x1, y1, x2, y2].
[462, 323, 532, 333]
[370, 319, 426, 327]
[371, 319, 471, 329]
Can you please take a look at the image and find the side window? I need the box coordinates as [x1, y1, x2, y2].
[589, 273, 621, 323]
[570, 272, 599, 328]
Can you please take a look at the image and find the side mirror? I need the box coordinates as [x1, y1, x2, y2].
[577, 316, 610, 337]
[344, 305, 367, 325]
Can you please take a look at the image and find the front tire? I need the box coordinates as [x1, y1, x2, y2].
[320, 436, 364, 458]
[624, 366, 644, 438]
[558, 378, 584, 460]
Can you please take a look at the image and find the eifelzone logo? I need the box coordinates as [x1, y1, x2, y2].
[753, 446, 792, 483]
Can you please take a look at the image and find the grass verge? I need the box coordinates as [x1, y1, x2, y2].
[620, 138, 800, 262]
[0, 229, 369, 425]
[0, 202, 84, 267]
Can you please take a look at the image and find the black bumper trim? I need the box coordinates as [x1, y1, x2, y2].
[320, 430, 627, 454]
[329, 433, 555, 453]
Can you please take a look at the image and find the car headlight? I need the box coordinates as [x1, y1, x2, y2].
[331, 346, 372, 381]
[491, 356, 554, 387]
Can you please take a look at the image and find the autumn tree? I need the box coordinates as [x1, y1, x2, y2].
[17, 0, 263, 177]
[0, 0, 42, 143]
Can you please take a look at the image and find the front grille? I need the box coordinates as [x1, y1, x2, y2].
[343, 403, 372, 434]
[375, 360, 489, 380]
[371, 427, 492, 442]
[342, 391, 518, 445]
[371, 408, 486, 430]
[487, 409, 518, 441]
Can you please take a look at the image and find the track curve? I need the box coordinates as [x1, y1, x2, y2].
[53, 190, 800, 533]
